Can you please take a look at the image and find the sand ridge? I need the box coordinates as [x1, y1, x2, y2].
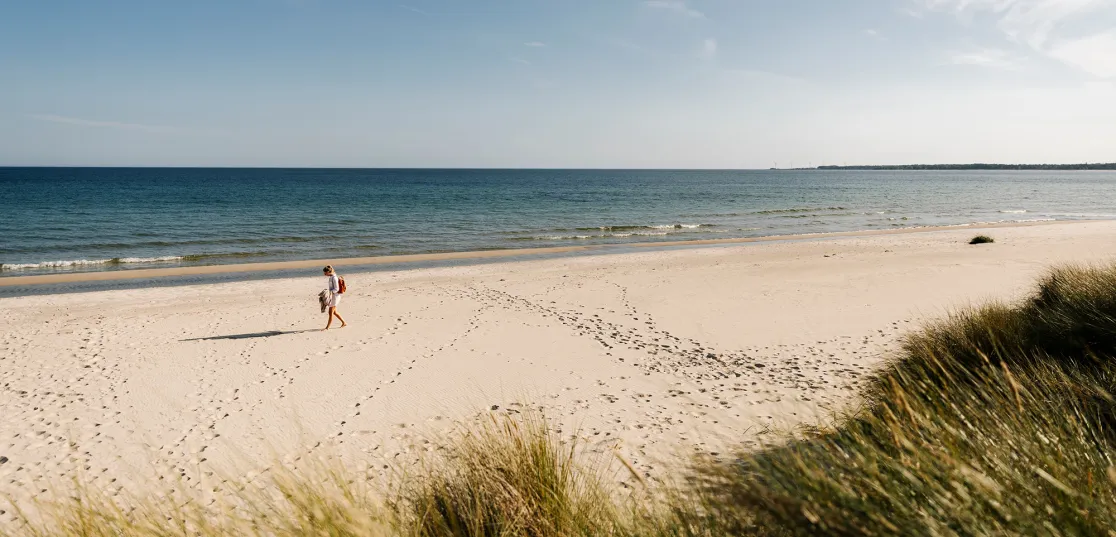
[2, 221, 1116, 523]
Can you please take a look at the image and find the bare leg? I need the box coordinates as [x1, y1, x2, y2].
[324, 307, 336, 331]
[334, 309, 347, 328]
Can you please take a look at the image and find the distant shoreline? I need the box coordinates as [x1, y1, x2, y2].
[798, 163, 1116, 171]
[3, 164, 1116, 171]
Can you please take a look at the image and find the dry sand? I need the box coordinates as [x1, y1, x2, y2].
[2, 221, 1115, 518]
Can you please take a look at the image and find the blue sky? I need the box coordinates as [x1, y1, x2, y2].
[1, 0, 1114, 167]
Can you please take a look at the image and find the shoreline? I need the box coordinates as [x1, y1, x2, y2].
[0, 219, 1087, 287]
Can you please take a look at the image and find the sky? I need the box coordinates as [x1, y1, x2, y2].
[1, 0, 1114, 168]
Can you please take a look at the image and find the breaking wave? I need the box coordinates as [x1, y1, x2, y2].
[0, 256, 184, 271]
[573, 224, 715, 232]
[753, 206, 848, 215]
[505, 224, 729, 242]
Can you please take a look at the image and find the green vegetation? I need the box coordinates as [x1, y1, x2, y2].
[8, 264, 1116, 536]
[970, 235, 995, 244]
[398, 413, 620, 537]
[815, 163, 1116, 170]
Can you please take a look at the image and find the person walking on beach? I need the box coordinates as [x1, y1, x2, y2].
[322, 265, 348, 331]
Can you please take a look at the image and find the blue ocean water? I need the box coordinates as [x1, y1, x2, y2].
[3, 167, 1115, 277]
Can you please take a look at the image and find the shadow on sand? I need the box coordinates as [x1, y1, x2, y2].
[181, 329, 316, 342]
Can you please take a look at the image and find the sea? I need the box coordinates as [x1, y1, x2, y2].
[3, 167, 1116, 281]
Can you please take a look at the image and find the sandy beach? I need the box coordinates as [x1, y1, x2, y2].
[2, 220, 1116, 520]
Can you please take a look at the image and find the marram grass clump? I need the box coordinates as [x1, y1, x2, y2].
[396, 412, 623, 537]
[886, 263, 1116, 379]
[970, 235, 995, 244]
[9, 263, 1116, 536]
[692, 350, 1116, 536]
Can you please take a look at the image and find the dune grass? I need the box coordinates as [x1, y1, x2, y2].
[694, 346, 1116, 536]
[395, 413, 622, 537]
[690, 263, 1116, 535]
[970, 235, 995, 244]
[7, 462, 397, 537]
[7, 263, 1116, 536]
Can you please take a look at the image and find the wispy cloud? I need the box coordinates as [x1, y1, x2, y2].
[863, 29, 887, 41]
[700, 38, 718, 59]
[509, 56, 532, 66]
[921, 0, 1108, 49]
[920, 0, 1116, 77]
[1048, 30, 1116, 78]
[524, 41, 547, 48]
[29, 114, 179, 134]
[644, 0, 705, 19]
[398, 4, 428, 15]
[899, 6, 925, 18]
[948, 48, 1027, 70]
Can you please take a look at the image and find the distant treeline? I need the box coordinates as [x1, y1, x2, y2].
[813, 163, 1116, 170]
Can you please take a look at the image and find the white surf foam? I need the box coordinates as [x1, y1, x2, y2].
[0, 256, 184, 271]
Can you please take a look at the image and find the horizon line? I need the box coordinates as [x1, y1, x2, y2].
[1, 163, 1115, 171]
